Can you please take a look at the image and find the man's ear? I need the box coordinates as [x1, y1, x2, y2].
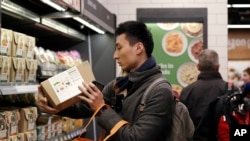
[136, 42, 144, 54]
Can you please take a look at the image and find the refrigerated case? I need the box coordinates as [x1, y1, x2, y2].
[0, 0, 116, 140]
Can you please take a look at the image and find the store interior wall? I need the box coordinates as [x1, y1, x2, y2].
[98, 0, 229, 81]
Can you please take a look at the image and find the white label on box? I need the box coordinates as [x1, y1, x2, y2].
[28, 121, 35, 130]
[10, 125, 17, 134]
[48, 66, 84, 102]
[0, 130, 7, 138]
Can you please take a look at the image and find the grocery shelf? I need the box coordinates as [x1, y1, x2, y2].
[0, 82, 39, 95]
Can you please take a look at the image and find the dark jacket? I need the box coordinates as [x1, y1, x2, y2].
[59, 66, 175, 141]
[180, 71, 227, 141]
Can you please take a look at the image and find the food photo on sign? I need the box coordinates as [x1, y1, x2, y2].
[146, 22, 205, 99]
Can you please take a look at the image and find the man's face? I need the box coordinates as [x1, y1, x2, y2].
[113, 34, 138, 72]
[242, 71, 250, 84]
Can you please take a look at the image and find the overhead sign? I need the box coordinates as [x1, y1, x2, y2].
[62, 0, 81, 12]
[81, 0, 116, 34]
[228, 29, 250, 60]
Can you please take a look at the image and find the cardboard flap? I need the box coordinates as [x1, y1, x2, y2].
[13, 32, 26, 45]
[13, 32, 19, 45]
[26, 59, 38, 70]
[12, 58, 25, 70]
[12, 58, 17, 69]
[1, 28, 13, 46]
[0, 112, 7, 130]
[25, 36, 35, 48]
[2, 56, 11, 71]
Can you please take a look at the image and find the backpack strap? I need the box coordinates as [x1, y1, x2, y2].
[139, 77, 168, 112]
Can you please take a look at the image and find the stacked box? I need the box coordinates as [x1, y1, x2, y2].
[0, 28, 13, 56]
[9, 133, 25, 141]
[11, 57, 26, 82]
[0, 108, 20, 136]
[0, 55, 12, 82]
[23, 130, 37, 141]
[0, 112, 8, 140]
[25, 36, 36, 59]
[12, 32, 27, 58]
[25, 59, 38, 82]
[18, 107, 38, 133]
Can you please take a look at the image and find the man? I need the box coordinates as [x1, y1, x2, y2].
[36, 21, 174, 141]
[180, 49, 227, 141]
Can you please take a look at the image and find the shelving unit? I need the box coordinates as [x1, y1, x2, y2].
[0, 0, 116, 140]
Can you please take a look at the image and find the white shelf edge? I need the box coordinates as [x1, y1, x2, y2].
[0, 83, 39, 95]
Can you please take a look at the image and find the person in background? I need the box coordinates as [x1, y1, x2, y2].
[180, 49, 227, 141]
[241, 67, 250, 85]
[217, 82, 250, 141]
[36, 21, 175, 141]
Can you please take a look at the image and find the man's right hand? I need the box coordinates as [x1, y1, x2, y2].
[36, 86, 59, 114]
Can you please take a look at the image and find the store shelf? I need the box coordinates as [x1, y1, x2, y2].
[0, 82, 39, 95]
[46, 127, 86, 141]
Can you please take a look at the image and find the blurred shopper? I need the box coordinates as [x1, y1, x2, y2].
[241, 67, 250, 85]
[180, 49, 227, 141]
[217, 82, 250, 141]
[36, 21, 175, 141]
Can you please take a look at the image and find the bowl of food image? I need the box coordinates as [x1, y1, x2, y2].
[162, 30, 188, 57]
[157, 23, 180, 30]
[188, 38, 204, 63]
[182, 23, 203, 38]
[177, 62, 200, 87]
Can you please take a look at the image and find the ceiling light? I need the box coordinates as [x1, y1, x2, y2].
[73, 17, 105, 34]
[231, 4, 250, 8]
[41, 0, 66, 11]
[227, 25, 250, 28]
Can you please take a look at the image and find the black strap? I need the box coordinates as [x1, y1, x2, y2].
[139, 77, 167, 112]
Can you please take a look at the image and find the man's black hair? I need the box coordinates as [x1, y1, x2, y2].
[115, 21, 154, 57]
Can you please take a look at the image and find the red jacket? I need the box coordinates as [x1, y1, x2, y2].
[217, 111, 250, 141]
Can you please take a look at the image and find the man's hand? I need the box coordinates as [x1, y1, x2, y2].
[78, 81, 105, 111]
[36, 86, 60, 114]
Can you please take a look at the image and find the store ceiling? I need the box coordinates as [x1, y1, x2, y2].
[228, 0, 250, 24]
[1, 0, 98, 50]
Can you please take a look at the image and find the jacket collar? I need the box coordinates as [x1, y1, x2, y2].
[198, 71, 222, 80]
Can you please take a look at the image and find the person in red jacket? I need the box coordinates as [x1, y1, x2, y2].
[217, 82, 250, 141]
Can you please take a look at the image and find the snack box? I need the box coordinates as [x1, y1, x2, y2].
[40, 61, 95, 111]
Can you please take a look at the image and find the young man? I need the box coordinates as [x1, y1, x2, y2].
[180, 49, 227, 141]
[36, 21, 174, 141]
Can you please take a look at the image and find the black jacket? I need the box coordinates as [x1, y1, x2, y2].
[180, 71, 227, 141]
[58, 66, 175, 141]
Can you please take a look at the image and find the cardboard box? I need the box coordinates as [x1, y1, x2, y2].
[41, 61, 95, 111]
[0, 28, 13, 56]
[12, 31, 27, 58]
[11, 57, 26, 82]
[19, 107, 38, 133]
[0, 111, 8, 140]
[25, 59, 38, 82]
[0, 55, 12, 82]
[9, 133, 25, 141]
[24, 130, 37, 141]
[25, 36, 36, 59]
[0, 108, 20, 136]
